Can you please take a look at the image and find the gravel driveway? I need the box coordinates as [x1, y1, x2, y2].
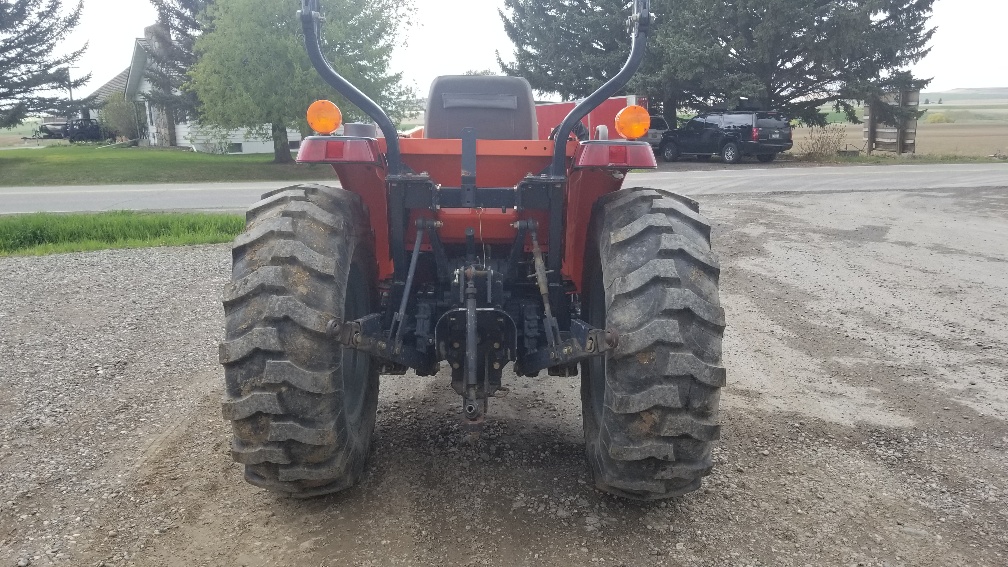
[1, 185, 1005, 566]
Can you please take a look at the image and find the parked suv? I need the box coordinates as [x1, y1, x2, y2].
[643, 115, 671, 149]
[63, 118, 103, 142]
[658, 110, 792, 164]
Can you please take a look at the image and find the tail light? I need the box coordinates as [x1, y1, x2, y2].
[296, 137, 380, 164]
[573, 141, 657, 169]
[752, 127, 760, 141]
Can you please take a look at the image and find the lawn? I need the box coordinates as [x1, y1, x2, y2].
[0, 145, 334, 187]
[0, 211, 243, 256]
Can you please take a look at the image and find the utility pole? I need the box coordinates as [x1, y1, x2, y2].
[65, 66, 78, 119]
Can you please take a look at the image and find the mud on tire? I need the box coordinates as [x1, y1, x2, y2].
[581, 187, 725, 500]
[220, 183, 378, 497]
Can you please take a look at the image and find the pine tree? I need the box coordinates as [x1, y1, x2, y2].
[143, 0, 210, 145]
[650, 0, 936, 124]
[499, 0, 936, 124]
[0, 0, 90, 128]
[498, 0, 632, 100]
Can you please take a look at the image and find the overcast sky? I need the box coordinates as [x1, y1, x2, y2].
[63, 0, 1004, 100]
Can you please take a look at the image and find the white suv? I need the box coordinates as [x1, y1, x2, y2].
[644, 115, 671, 148]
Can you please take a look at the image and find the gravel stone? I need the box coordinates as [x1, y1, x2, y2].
[1, 184, 1006, 566]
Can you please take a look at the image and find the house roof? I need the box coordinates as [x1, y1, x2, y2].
[85, 67, 130, 103]
[125, 37, 152, 100]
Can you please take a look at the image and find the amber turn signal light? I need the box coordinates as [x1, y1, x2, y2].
[614, 105, 650, 140]
[307, 100, 343, 135]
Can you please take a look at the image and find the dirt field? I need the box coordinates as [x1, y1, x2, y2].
[1, 182, 1005, 566]
[793, 121, 1008, 158]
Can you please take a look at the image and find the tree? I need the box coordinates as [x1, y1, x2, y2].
[143, 0, 211, 145]
[189, 0, 414, 163]
[499, 0, 935, 125]
[0, 0, 90, 128]
[647, 0, 935, 124]
[498, 0, 631, 100]
[99, 92, 145, 140]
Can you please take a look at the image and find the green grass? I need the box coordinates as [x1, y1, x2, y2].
[0, 211, 244, 256]
[0, 145, 334, 187]
[924, 109, 1008, 122]
[821, 110, 850, 123]
[2, 118, 44, 138]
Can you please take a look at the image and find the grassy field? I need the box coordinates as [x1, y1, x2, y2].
[0, 145, 333, 186]
[2, 118, 47, 143]
[0, 211, 243, 256]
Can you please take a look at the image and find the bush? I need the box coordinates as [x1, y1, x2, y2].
[799, 124, 846, 157]
[926, 112, 955, 124]
[99, 93, 145, 140]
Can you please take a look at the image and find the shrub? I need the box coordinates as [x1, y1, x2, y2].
[99, 93, 145, 140]
[798, 124, 846, 157]
[926, 112, 955, 124]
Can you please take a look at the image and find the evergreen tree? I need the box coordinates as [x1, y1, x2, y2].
[650, 0, 935, 125]
[0, 0, 90, 128]
[189, 0, 414, 163]
[143, 0, 210, 145]
[498, 0, 631, 100]
[499, 0, 935, 124]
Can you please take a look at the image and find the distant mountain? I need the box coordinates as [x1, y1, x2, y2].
[920, 87, 1008, 104]
[937, 87, 1008, 94]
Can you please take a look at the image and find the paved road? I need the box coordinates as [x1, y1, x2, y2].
[1, 163, 1007, 214]
[630, 162, 1008, 194]
[0, 180, 335, 214]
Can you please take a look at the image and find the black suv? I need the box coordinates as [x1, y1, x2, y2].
[658, 111, 792, 164]
[63, 118, 103, 142]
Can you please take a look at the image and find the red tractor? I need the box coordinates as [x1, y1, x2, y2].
[220, 0, 725, 500]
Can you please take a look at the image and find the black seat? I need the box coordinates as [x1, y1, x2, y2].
[424, 75, 538, 140]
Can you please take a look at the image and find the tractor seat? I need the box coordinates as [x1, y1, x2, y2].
[424, 75, 538, 140]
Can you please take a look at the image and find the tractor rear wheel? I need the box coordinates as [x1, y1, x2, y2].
[220, 183, 379, 498]
[581, 187, 725, 499]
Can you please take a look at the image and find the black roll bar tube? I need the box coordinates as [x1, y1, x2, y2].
[549, 0, 652, 177]
[298, 0, 403, 175]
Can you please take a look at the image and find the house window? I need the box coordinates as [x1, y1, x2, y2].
[227, 142, 243, 153]
[288, 140, 300, 150]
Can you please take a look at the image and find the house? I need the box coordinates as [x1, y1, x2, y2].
[85, 24, 301, 154]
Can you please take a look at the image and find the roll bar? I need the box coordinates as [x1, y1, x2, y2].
[549, 0, 652, 177]
[298, 0, 403, 175]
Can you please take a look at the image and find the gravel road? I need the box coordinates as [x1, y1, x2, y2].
[1, 185, 1006, 566]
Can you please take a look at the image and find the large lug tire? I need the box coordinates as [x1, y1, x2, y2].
[581, 187, 726, 500]
[660, 142, 679, 162]
[220, 183, 379, 498]
[721, 141, 741, 164]
[757, 153, 777, 163]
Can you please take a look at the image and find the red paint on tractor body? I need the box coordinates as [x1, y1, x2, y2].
[298, 134, 656, 289]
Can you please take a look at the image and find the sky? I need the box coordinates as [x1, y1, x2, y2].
[61, 0, 1005, 100]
